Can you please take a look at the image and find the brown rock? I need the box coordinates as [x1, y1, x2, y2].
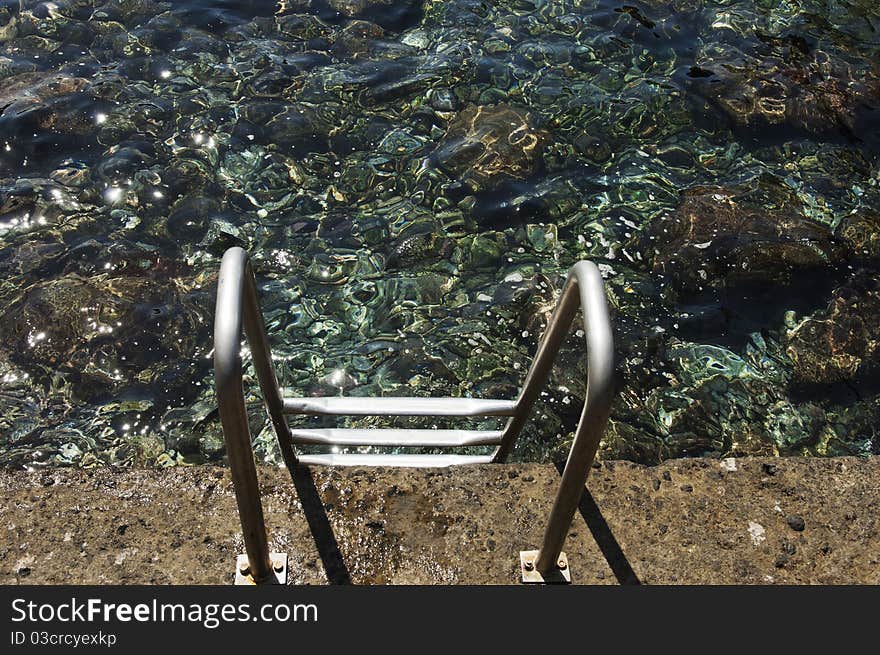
[689, 42, 880, 137]
[649, 184, 842, 291]
[786, 269, 880, 384]
[431, 104, 546, 192]
[836, 210, 880, 264]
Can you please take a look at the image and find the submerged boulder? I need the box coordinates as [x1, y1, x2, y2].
[836, 210, 880, 264]
[786, 269, 880, 385]
[384, 221, 454, 270]
[327, 0, 423, 32]
[0, 72, 89, 107]
[648, 184, 843, 292]
[688, 41, 880, 138]
[0, 273, 204, 388]
[0, 73, 93, 138]
[430, 104, 546, 193]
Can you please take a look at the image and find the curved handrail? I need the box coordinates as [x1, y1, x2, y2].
[492, 261, 614, 576]
[214, 247, 297, 583]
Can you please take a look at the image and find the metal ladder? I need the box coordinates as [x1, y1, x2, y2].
[214, 246, 614, 584]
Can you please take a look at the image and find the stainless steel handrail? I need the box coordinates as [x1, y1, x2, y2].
[213, 247, 614, 584]
[501, 261, 615, 580]
[214, 247, 297, 583]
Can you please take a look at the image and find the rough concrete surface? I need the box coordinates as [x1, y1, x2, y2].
[1, 457, 878, 585]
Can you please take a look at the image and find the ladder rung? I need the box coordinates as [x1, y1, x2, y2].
[282, 396, 517, 417]
[297, 453, 494, 467]
[289, 428, 503, 447]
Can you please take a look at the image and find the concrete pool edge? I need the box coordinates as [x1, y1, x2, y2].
[2, 456, 877, 585]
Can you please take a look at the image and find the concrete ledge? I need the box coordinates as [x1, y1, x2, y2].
[1, 457, 878, 584]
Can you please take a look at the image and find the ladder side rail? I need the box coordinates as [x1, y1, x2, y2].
[532, 261, 614, 575]
[214, 247, 294, 584]
[490, 261, 614, 578]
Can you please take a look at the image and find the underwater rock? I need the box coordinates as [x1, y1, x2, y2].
[384, 221, 453, 270]
[328, 0, 389, 15]
[239, 101, 331, 152]
[836, 210, 880, 264]
[0, 237, 65, 278]
[688, 42, 880, 138]
[90, 0, 169, 27]
[606, 326, 864, 459]
[430, 104, 546, 193]
[648, 184, 843, 292]
[0, 272, 205, 390]
[0, 177, 71, 231]
[166, 195, 218, 239]
[786, 269, 880, 385]
[0, 71, 88, 107]
[327, 0, 422, 32]
[0, 73, 95, 152]
[331, 19, 415, 60]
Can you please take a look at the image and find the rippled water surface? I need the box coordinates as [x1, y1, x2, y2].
[1, 0, 879, 469]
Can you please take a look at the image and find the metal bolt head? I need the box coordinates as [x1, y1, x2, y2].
[273, 560, 284, 573]
[524, 560, 534, 571]
[557, 559, 567, 570]
[238, 561, 250, 576]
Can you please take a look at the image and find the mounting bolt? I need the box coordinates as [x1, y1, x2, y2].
[524, 560, 534, 571]
[557, 559, 567, 570]
[273, 560, 284, 573]
[238, 561, 250, 576]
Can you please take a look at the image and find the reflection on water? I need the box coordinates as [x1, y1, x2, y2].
[0, 0, 878, 469]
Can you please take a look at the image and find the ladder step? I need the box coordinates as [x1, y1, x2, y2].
[297, 453, 494, 468]
[282, 396, 517, 417]
[289, 428, 503, 447]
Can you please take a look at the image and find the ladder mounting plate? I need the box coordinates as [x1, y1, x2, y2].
[519, 550, 571, 584]
[234, 553, 288, 585]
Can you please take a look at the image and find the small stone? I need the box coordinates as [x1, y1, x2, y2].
[781, 540, 797, 556]
[652, 479, 661, 491]
[748, 521, 766, 545]
[680, 484, 694, 492]
[786, 515, 805, 532]
[662, 471, 672, 481]
[720, 457, 737, 472]
[775, 553, 789, 568]
[522, 475, 535, 482]
[762, 463, 778, 476]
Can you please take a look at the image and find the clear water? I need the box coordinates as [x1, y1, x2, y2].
[0, 0, 878, 469]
